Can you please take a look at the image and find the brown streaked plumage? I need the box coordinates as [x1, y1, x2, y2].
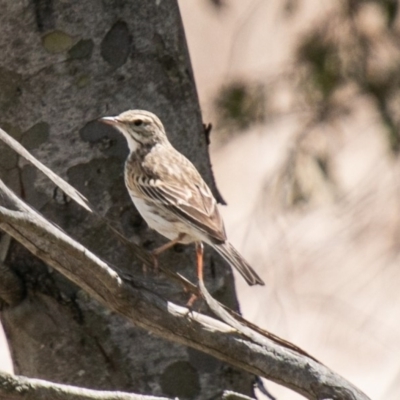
[100, 110, 264, 286]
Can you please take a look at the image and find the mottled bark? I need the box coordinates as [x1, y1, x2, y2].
[0, 1, 249, 399]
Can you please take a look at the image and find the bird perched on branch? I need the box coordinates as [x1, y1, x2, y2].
[100, 110, 264, 286]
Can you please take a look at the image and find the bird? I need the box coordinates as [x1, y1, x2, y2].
[99, 110, 264, 286]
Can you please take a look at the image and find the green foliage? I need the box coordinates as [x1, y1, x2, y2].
[214, 81, 265, 134]
[297, 35, 342, 100]
[293, 1, 400, 153]
[379, 0, 399, 28]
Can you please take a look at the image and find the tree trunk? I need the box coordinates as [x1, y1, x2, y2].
[0, 1, 254, 398]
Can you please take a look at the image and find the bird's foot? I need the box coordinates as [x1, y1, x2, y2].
[186, 293, 198, 309]
[142, 251, 159, 275]
[150, 251, 160, 272]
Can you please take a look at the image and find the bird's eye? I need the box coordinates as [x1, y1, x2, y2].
[133, 119, 143, 127]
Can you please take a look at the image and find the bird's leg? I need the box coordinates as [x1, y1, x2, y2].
[150, 233, 186, 270]
[195, 242, 204, 282]
[186, 241, 204, 307]
[186, 293, 198, 309]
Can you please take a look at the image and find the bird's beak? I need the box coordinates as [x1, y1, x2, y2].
[99, 116, 119, 126]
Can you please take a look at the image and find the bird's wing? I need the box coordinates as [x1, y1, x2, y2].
[135, 153, 226, 244]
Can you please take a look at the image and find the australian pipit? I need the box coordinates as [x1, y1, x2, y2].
[100, 110, 264, 286]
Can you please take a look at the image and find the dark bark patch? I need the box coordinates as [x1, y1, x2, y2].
[0, 68, 23, 111]
[67, 157, 123, 199]
[101, 21, 131, 68]
[0, 167, 21, 196]
[160, 361, 201, 398]
[68, 39, 94, 60]
[0, 124, 21, 172]
[0, 255, 25, 309]
[153, 33, 182, 83]
[21, 165, 48, 210]
[0, 145, 18, 170]
[79, 120, 128, 158]
[187, 348, 220, 373]
[120, 207, 143, 234]
[6, 242, 58, 303]
[21, 122, 49, 150]
[32, 0, 54, 32]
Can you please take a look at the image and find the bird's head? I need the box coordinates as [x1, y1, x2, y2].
[100, 110, 168, 151]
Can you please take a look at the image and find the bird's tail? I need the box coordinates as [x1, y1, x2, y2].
[213, 241, 265, 286]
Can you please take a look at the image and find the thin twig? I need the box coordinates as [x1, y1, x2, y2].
[0, 371, 172, 400]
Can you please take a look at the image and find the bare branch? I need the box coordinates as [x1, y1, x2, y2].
[0, 128, 91, 213]
[0, 179, 370, 400]
[0, 371, 172, 400]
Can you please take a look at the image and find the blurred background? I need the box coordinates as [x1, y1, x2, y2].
[179, 0, 400, 399]
[2, 0, 400, 399]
